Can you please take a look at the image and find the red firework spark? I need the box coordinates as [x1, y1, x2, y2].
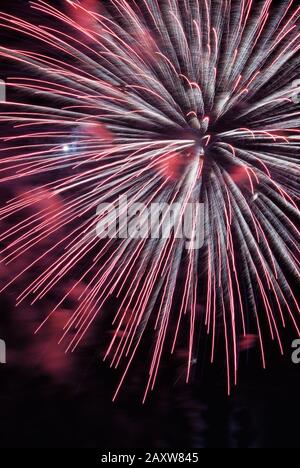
[0, 0, 299, 401]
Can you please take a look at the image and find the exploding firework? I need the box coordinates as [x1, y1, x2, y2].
[0, 0, 299, 401]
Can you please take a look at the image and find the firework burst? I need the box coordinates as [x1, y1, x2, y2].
[0, 0, 299, 401]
